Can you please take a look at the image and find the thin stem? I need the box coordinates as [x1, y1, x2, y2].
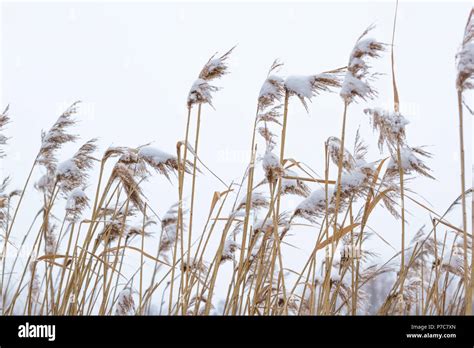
[457, 90, 470, 315]
[397, 142, 406, 299]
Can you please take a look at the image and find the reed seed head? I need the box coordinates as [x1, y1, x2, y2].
[65, 187, 89, 223]
[37, 101, 80, 172]
[456, 9, 474, 91]
[340, 25, 385, 104]
[386, 146, 434, 179]
[326, 136, 356, 171]
[285, 73, 341, 111]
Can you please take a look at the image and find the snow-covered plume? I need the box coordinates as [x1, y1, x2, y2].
[28, 257, 40, 306]
[186, 295, 213, 315]
[125, 219, 156, 243]
[103, 146, 133, 162]
[294, 187, 332, 221]
[284, 73, 341, 111]
[116, 149, 147, 177]
[44, 223, 57, 254]
[187, 79, 220, 108]
[188, 46, 235, 108]
[281, 169, 310, 197]
[96, 201, 138, 222]
[337, 165, 372, 200]
[258, 60, 285, 111]
[0, 179, 21, 230]
[259, 75, 285, 110]
[138, 146, 191, 180]
[262, 149, 283, 183]
[257, 105, 282, 126]
[37, 101, 80, 172]
[65, 187, 89, 222]
[386, 146, 434, 179]
[441, 250, 465, 277]
[34, 173, 55, 195]
[364, 108, 409, 152]
[294, 164, 374, 222]
[326, 136, 356, 171]
[220, 238, 239, 264]
[253, 213, 291, 239]
[236, 191, 269, 212]
[96, 218, 127, 246]
[456, 9, 474, 91]
[111, 162, 144, 211]
[115, 288, 135, 315]
[108, 145, 190, 183]
[56, 138, 98, 193]
[340, 25, 385, 104]
[181, 257, 208, 281]
[198, 46, 235, 81]
[0, 105, 10, 159]
[0, 180, 7, 216]
[257, 125, 277, 151]
[159, 202, 183, 253]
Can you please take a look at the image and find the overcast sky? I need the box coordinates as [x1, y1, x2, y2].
[1, 1, 472, 310]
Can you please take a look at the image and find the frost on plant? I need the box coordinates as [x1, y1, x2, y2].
[340, 25, 385, 104]
[285, 73, 341, 111]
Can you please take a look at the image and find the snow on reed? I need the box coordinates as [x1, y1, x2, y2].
[386, 146, 434, 179]
[56, 139, 97, 193]
[0, 105, 10, 159]
[294, 163, 373, 222]
[115, 288, 135, 315]
[138, 146, 187, 180]
[37, 101, 80, 171]
[236, 191, 269, 212]
[326, 136, 356, 171]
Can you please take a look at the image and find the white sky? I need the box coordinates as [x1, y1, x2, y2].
[0, 0, 472, 312]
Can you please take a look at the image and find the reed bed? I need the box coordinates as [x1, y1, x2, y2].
[0, 6, 472, 316]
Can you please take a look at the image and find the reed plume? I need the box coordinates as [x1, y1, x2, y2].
[0, 7, 471, 318]
[0, 105, 10, 159]
[455, 8, 473, 314]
